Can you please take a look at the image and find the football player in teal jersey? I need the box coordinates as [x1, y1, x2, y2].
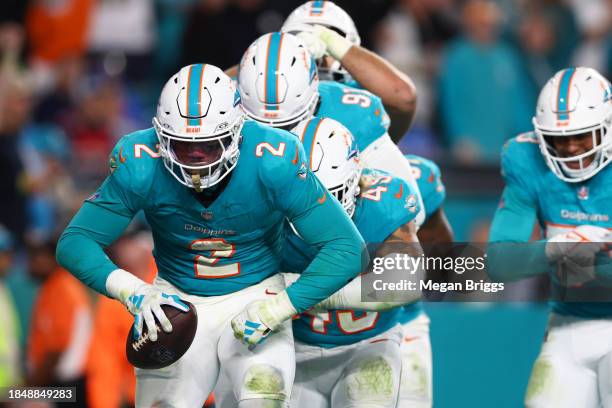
[487, 67, 612, 407]
[237, 31, 426, 226]
[56, 64, 368, 408]
[278, 117, 424, 408]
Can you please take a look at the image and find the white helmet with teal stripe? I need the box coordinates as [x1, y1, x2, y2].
[238, 32, 319, 130]
[282, 1, 360, 82]
[533, 67, 612, 182]
[292, 117, 361, 216]
[153, 64, 244, 191]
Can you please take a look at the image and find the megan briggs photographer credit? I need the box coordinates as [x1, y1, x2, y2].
[372, 278, 505, 294]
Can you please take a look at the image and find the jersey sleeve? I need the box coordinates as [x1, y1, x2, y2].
[261, 132, 368, 313]
[489, 135, 540, 243]
[350, 89, 390, 150]
[280, 226, 317, 275]
[486, 135, 549, 281]
[56, 134, 153, 296]
[320, 82, 389, 151]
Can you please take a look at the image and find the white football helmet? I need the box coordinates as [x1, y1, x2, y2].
[238, 32, 319, 130]
[153, 64, 244, 190]
[533, 67, 612, 183]
[292, 116, 361, 216]
[282, 1, 360, 82]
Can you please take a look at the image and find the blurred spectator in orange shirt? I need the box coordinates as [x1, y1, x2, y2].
[25, 0, 93, 94]
[86, 231, 156, 408]
[26, 0, 93, 64]
[27, 238, 92, 406]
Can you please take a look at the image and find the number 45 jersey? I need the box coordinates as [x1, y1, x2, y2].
[65, 120, 340, 298]
[283, 168, 420, 347]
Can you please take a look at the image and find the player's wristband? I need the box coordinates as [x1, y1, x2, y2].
[105, 268, 147, 304]
[316, 25, 353, 61]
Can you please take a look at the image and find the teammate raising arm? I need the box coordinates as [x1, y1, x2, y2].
[282, 1, 417, 119]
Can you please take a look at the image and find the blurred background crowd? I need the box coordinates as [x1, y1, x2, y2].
[0, 0, 611, 406]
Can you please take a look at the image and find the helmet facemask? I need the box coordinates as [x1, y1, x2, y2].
[153, 114, 244, 191]
[328, 167, 361, 217]
[534, 113, 612, 183]
[317, 56, 353, 83]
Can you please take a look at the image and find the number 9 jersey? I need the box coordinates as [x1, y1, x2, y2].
[316, 80, 390, 151]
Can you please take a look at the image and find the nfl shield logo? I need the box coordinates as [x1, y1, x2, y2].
[201, 211, 213, 220]
[577, 186, 589, 200]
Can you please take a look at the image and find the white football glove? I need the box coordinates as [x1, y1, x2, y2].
[106, 269, 189, 341]
[296, 24, 353, 61]
[231, 291, 297, 348]
[297, 30, 327, 59]
[545, 225, 611, 286]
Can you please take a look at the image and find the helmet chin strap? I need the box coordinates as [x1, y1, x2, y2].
[191, 173, 203, 192]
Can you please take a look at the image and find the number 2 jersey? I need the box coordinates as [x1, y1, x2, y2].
[282, 168, 421, 347]
[489, 132, 612, 318]
[56, 120, 366, 312]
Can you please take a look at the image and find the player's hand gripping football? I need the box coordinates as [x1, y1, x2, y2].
[546, 225, 611, 286]
[231, 292, 297, 348]
[106, 269, 189, 341]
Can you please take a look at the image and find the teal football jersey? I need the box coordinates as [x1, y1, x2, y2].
[67, 121, 342, 297]
[316, 81, 390, 151]
[405, 154, 446, 219]
[497, 132, 612, 317]
[284, 168, 420, 347]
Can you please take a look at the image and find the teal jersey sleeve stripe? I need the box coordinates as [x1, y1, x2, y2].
[556, 67, 576, 121]
[187, 64, 205, 126]
[265, 32, 283, 111]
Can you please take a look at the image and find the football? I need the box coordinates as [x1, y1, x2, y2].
[126, 301, 198, 370]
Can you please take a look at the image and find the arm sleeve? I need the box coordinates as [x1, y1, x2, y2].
[486, 138, 551, 282]
[486, 185, 549, 281]
[56, 167, 144, 296]
[267, 140, 368, 313]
